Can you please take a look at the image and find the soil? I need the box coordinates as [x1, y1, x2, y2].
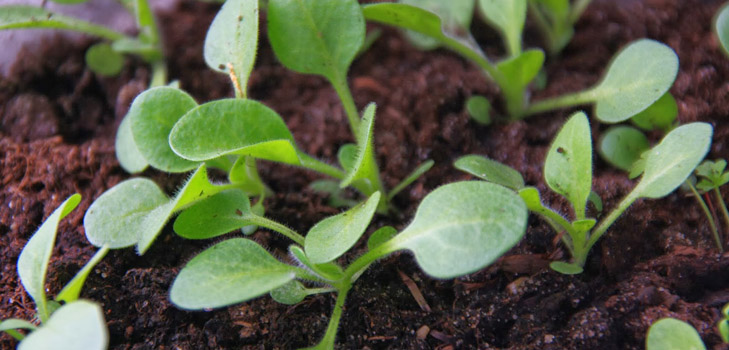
[2, 0, 729, 349]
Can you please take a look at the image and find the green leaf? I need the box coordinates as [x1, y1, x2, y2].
[695, 159, 729, 189]
[289, 245, 344, 281]
[549, 261, 583, 275]
[591, 39, 679, 123]
[170, 99, 301, 164]
[633, 123, 713, 199]
[544, 112, 592, 219]
[646, 318, 706, 350]
[204, 0, 259, 97]
[340, 103, 380, 190]
[465, 95, 491, 125]
[170, 238, 296, 309]
[228, 156, 269, 195]
[367, 226, 397, 251]
[128, 87, 200, 173]
[400, 0, 475, 50]
[0, 319, 37, 341]
[18, 194, 81, 323]
[270, 280, 308, 305]
[268, 0, 364, 83]
[384, 181, 527, 279]
[115, 113, 149, 174]
[18, 300, 108, 350]
[588, 190, 603, 212]
[715, 2, 729, 57]
[630, 92, 678, 132]
[305, 192, 380, 264]
[478, 0, 526, 55]
[387, 160, 435, 200]
[454, 155, 524, 190]
[496, 50, 544, 88]
[720, 320, 729, 343]
[598, 126, 650, 172]
[174, 189, 253, 240]
[85, 43, 124, 77]
[337, 144, 357, 172]
[56, 246, 110, 304]
[309, 180, 359, 208]
[0, 6, 126, 42]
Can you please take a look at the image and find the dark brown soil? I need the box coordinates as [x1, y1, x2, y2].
[2, 0, 729, 349]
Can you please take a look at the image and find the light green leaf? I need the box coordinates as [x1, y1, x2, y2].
[715, 2, 729, 57]
[204, 0, 258, 97]
[0, 319, 37, 341]
[496, 49, 545, 90]
[340, 104, 380, 190]
[337, 144, 357, 172]
[591, 39, 679, 123]
[0, 6, 126, 42]
[633, 123, 712, 199]
[270, 280, 308, 305]
[128, 87, 199, 173]
[170, 238, 296, 309]
[289, 245, 344, 281]
[465, 95, 491, 125]
[588, 190, 603, 212]
[400, 0, 475, 50]
[170, 99, 301, 164]
[267, 0, 364, 82]
[720, 319, 729, 343]
[646, 318, 706, 350]
[18, 300, 108, 350]
[518, 187, 543, 211]
[85, 43, 124, 77]
[387, 160, 435, 200]
[384, 181, 527, 279]
[544, 112, 592, 219]
[454, 155, 524, 190]
[56, 246, 110, 304]
[228, 156, 269, 195]
[478, 0, 526, 55]
[630, 92, 678, 132]
[367, 226, 397, 251]
[18, 194, 81, 323]
[549, 261, 583, 275]
[115, 113, 149, 174]
[174, 189, 253, 240]
[305, 192, 381, 264]
[598, 126, 650, 172]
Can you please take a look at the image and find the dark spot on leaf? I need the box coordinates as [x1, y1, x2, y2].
[238, 15, 243, 22]
[557, 147, 566, 154]
[218, 64, 226, 70]
[235, 209, 243, 216]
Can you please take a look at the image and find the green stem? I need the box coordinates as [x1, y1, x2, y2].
[686, 182, 721, 251]
[570, 0, 593, 24]
[241, 214, 305, 246]
[306, 286, 350, 350]
[714, 188, 729, 243]
[149, 60, 167, 87]
[330, 76, 361, 139]
[298, 153, 346, 180]
[343, 243, 392, 284]
[524, 89, 595, 117]
[583, 191, 639, 265]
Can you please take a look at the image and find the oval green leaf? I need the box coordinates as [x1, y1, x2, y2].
[549, 261, 584, 275]
[115, 113, 149, 173]
[633, 123, 712, 199]
[305, 192, 381, 264]
[170, 238, 296, 310]
[174, 189, 253, 240]
[340, 103, 380, 190]
[85, 43, 124, 77]
[715, 2, 729, 57]
[454, 155, 524, 190]
[544, 112, 592, 218]
[496, 49, 545, 90]
[646, 318, 706, 350]
[367, 226, 397, 251]
[270, 280, 308, 305]
[18, 300, 108, 350]
[170, 99, 300, 164]
[385, 181, 527, 279]
[598, 126, 650, 172]
[466, 95, 491, 125]
[592, 39, 679, 123]
[630, 92, 678, 132]
[267, 0, 364, 82]
[478, 0, 526, 55]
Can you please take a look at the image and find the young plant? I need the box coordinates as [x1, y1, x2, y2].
[456, 111, 712, 274]
[0, 1, 166, 84]
[169, 181, 527, 349]
[528, 0, 593, 56]
[646, 318, 706, 350]
[363, 2, 678, 122]
[690, 159, 729, 251]
[1, 195, 109, 349]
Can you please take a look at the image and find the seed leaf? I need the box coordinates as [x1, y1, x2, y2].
[598, 126, 650, 172]
[592, 39, 679, 123]
[18, 194, 81, 322]
[496, 49, 545, 91]
[477, 0, 527, 55]
[544, 112, 592, 218]
[204, 0, 258, 96]
[367, 226, 397, 251]
[268, 0, 364, 83]
[549, 261, 583, 275]
[400, 0, 475, 50]
[454, 155, 524, 190]
[170, 238, 296, 309]
[385, 181, 527, 279]
[630, 92, 678, 132]
[115, 113, 149, 173]
[466, 95, 492, 125]
[340, 103, 379, 189]
[270, 280, 309, 305]
[646, 318, 706, 350]
[170, 99, 301, 164]
[715, 3, 729, 57]
[305, 192, 381, 264]
[128, 87, 200, 173]
[633, 123, 712, 199]
[56, 246, 109, 304]
[18, 300, 108, 350]
[174, 189, 252, 240]
[85, 43, 124, 77]
[0, 6, 125, 41]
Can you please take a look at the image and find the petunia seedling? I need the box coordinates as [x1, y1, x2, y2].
[1, 195, 109, 349]
[456, 111, 712, 273]
[691, 159, 729, 251]
[528, 0, 594, 56]
[646, 318, 706, 350]
[169, 181, 527, 349]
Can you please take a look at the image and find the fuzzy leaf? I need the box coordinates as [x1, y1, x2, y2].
[0, 6, 125, 41]
[592, 39, 679, 123]
[170, 99, 301, 164]
[496, 49, 545, 91]
[204, 0, 259, 96]
[305, 192, 381, 263]
[598, 126, 650, 172]
[174, 189, 253, 240]
[340, 104, 379, 189]
[630, 92, 678, 132]
[633, 123, 712, 199]
[400, 0, 475, 50]
[170, 238, 296, 309]
[384, 181, 527, 279]
[544, 112, 592, 218]
[367, 226, 397, 251]
[646, 318, 706, 350]
[128, 87, 199, 173]
[454, 155, 524, 190]
[270, 281, 308, 305]
[268, 0, 364, 82]
[115, 113, 149, 173]
[478, 0, 526, 55]
[18, 194, 81, 322]
[18, 300, 108, 350]
[85, 43, 124, 77]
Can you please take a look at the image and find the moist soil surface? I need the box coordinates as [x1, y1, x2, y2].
[2, 0, 729, 349]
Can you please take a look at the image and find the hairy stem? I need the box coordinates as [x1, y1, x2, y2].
[524, 89, 595, 117]
[242, 214, 305, 246]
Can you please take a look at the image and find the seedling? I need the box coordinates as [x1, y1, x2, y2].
[528, 0, 593, 56]
[169, 181, 527, 349]
[646, 318, 706, 350]
[0, 1, 166, 84]
[1, 195, 109, 349]
[363, 2, 678, 121]
[687, 159, 729, 251]
[456, 111, 712, 273]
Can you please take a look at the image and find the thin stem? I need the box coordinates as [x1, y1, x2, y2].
[241, 214, 305, 246]
[307, 286, 350, 350]
[524, 89, 595, 117]
[330, 76, 361, 139]
[584, 191, 639, 265]
[715, 188, 729, 247]
[343, 243, 392, 284]
[686, 182, 721, 251]
[298, 153, 346, 180]
[149, 60, 167, 87]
